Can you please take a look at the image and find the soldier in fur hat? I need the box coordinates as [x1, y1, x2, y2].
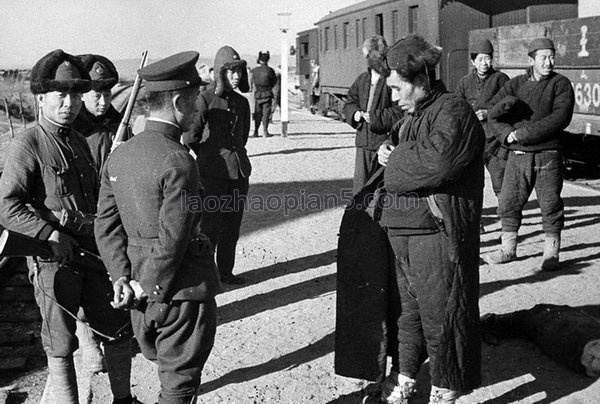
[182, 45, 251, 285]
[251, 50, 278, 137]
[374, 35, 484, 404]
[0, 49, 138, 404]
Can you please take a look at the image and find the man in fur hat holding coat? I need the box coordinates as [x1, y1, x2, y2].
[183, 45, 251, 285]
[375, 35, 484, 404]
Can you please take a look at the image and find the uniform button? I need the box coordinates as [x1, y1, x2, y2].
[80, 174, 84, 178]
[153, 291, 159, 295]
[155, 285, 162, 290]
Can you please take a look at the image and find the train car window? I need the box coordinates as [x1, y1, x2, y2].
[356, 19, 361, 47]
[362, 18, 366, 42]
[325, 27, 330, 52]
[301, 42, 309, 58]
[334, 25, 338, 50]
[375, 13, 384, 36]
[409, 5, 419, 34]
[343, 22, 349, 49]
[392, 10, 399, 41]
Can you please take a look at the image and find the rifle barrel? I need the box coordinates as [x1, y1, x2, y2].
[114, 50, 149, 143]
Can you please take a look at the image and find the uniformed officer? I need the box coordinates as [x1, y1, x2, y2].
[95, 51, 222, 404]
[0, 49, 136, 404]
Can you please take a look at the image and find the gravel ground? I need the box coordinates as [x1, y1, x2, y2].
[5, 106, 600, 403]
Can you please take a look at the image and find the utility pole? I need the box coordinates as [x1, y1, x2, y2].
[278, 12, 291, 138]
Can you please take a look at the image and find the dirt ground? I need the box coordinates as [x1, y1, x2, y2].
[5, 105, 600, 403]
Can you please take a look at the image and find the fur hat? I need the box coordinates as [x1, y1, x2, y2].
[257, 51, 270, 64]
[528, 37, 555, 56]
[471, 39, 494, 56]
[362, 35, 388, 59]
[384, 35, 442, 81]
[78, 54, 119, 91]
[30, 49, 91, 94]
[213, 45, 249, 95]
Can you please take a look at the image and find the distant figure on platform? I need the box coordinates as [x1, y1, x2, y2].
[483, 37, 575, 271]
[309, 59, 320, 114]
[343, 35, 403, 195]
[182, 45, 252, 285]
[0, 49, 136, 404]
[251, 50, 278, 137]
[95, 51, 221, 404]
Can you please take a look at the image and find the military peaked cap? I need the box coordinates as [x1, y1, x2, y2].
[138, 51, 206, 92]
[78, 54, 119, 91]
[30, 49, 91, 94]
[528, 37, 555, 56]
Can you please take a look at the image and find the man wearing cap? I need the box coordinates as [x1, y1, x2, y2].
[483, 37, 575, 271]
[376, 35, 484, 404]
[182, 45, 251, 285]
[72, 54, 129, 376]
[456, 39, 509, 205]
[73, 54, 128, 173]
[343, 35, 404, 195]
[0, 49, 137, 404]
[251, 50, 277, 137]
[95, 51, 221, 404]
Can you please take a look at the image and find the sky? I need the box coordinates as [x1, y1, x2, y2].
[0, 0, 363, 68]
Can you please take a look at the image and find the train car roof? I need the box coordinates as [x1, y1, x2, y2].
[441, 0, 576, 15]
[315, 0, 577, 25]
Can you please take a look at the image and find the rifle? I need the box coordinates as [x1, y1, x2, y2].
[112, 50, 149, 149]
[0, 228, 106, 273]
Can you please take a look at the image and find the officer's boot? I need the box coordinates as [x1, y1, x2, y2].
[40, 355, 78, 404]
[483, 231, 517, 265]
[105, 340, 136, 404]
[262, 123, 272, 138]
[429, 386, 458, 404]
[541, 232, 561, 271]
[252, 113, 260, 137]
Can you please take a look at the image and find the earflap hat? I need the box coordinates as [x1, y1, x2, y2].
[213, 45, 249, 96]
[30, 49, 91, 94]
[384, 34, 442, 81]
[78, 54, 119, 91]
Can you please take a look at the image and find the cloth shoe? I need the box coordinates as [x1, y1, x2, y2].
[482, 231, 517, 264]
[40, 356, 78, 404]
[541, 233, 560, 271]
[429, 386, 458, 404]
[380, 371, 417, 404]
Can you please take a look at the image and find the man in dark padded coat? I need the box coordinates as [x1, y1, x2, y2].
[251, 50, 278, 137]
[0, 49, 136, 404]
[95, 51, 222, 404]
[182, 45, 252, 285]
[483, 37, 575, 272]
[343, 35, 403, 194]
[376, 35, 484, 404]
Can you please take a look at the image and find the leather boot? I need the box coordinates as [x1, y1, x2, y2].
[429, 386, 458, 404]
[541, 233, 560, 271]
[482, 231, 517, 264]
[40, 356, 78, 404]
[105, 340, 133, 402]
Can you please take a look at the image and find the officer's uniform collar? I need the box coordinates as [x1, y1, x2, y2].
[145, 118, 183, 141]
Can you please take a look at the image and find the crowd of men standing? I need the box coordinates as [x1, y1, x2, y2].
[0, 28, 576, 404]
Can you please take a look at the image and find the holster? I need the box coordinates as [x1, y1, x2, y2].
[58, 209, 96, 238]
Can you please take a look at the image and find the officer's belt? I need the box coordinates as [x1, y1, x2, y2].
[128, 234, 208, 248]
[34, 209, 63, 223]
